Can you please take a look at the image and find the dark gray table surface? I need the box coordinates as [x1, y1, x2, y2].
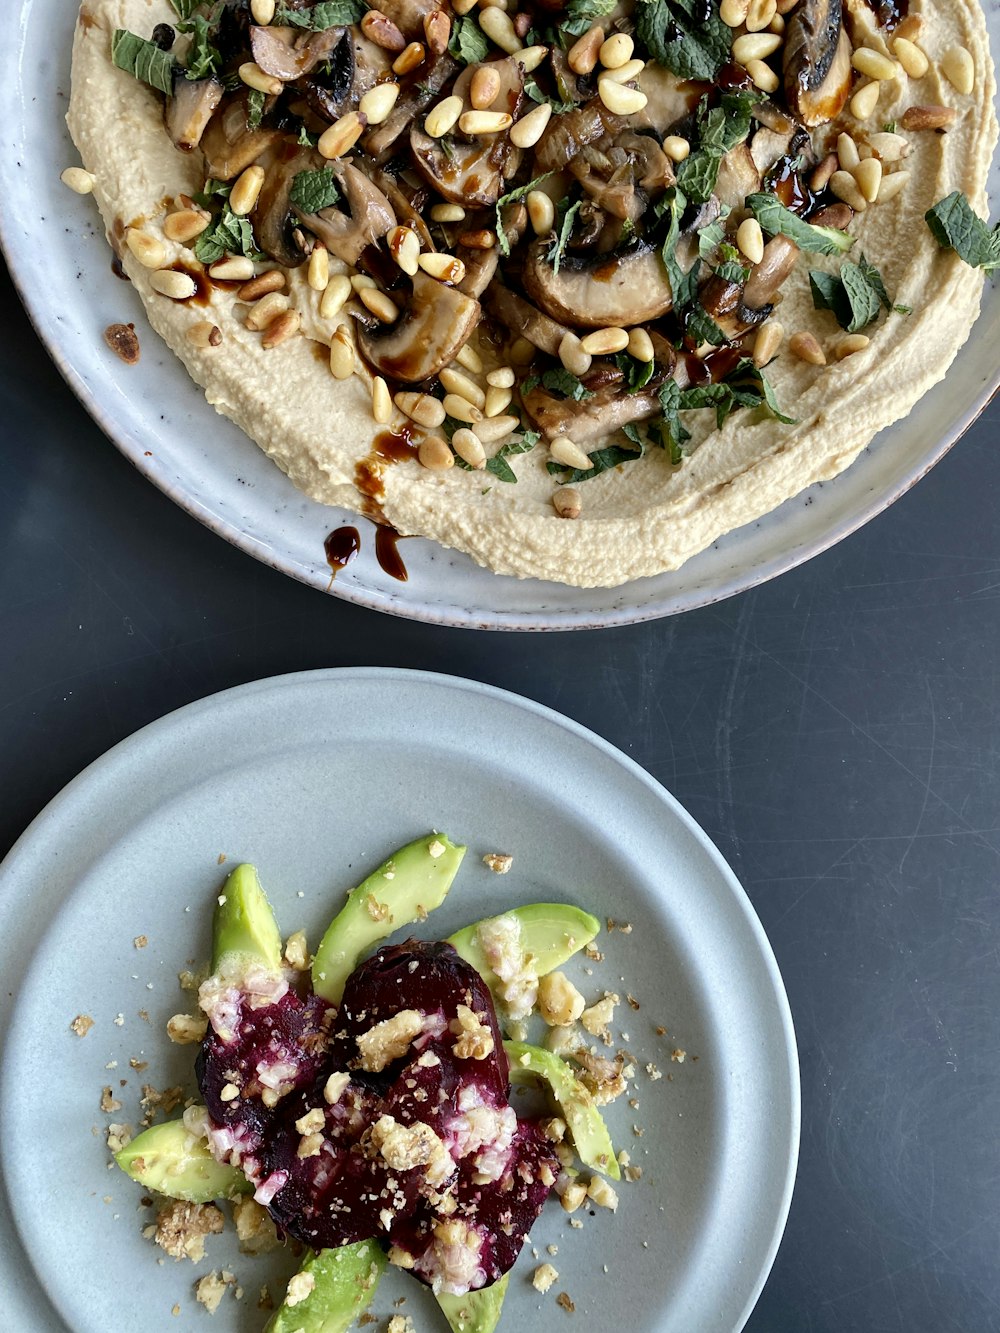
[3, 254, 999, 1333]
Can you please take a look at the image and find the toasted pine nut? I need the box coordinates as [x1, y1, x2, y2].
[876, 169, 910, 203]
[424, 9, 451, 54]
[720, 0, 750, 25]
[736, 217, 765, 265]
[834, 334, 870, 360]
[61, 166, 95, 195]
[745, 0, 777, 31]
[511, 102, 552, 149]
[425, 95, 464, 138]
[430, 203, 467, 223]
[452, 427, 487, 468]
[452, 0, 477, 14]
[361, 9, 406, 50]
[440, 366, 486, 409]
[307, 244, 330, 292]
[395, 391, 446, 428]
[627, 327, 654, 363]
[941, 46, 974, 96]
[458, 110, 513, 135]
[553, 487, 581, 519]
[457, 229, 496, 250]
[125, 229, 167, 270]
[900, 104, 957, 131]
[598, 81, 647, 115]
[745, 58, 779, 92]
[319, 112, 367, 160]
[484, 384, 512, 417]
[830, 169, 867, 212]
[558, 332, 592, 377]
[851, 48, 897, 81]
[162, 209, 209, 244]
[580, 327, 629, 356]
[238, 270, 285, 301]
[319, 274, 352, 320]
[850, 80, 880, 120]
[789, 331, 826, 366]
[567, 26, 604, 76]
[514, 45, 548, 71]
[230, 165, 266, 217]
[442, 393, 483, 424]
[836, 132, 860, 170]
[475, 414, 519, 442]
[186, 321, 223, 349]
[393, 41, 425, 74]
[455, 342, 483, 373]
[245, 291, 288, 330]
[418, 435, 454, 470]
[598, 58, 646, 86]
[372, 376, 392, 424]
[732, 32, 782, 64]
[769, 12, 784, 34]
[251, 0, 275, 21]
[262, 309, 301, 349]
[418, 251, 466, 283]
[329, 326, 355, 379]
[853, 156, 882, 203]
[359, 81, 401, 124]
[891, 36, 928, 79]
[752, 319, 783, 367]
[388, 225, 421, 276]
[487, 366, 515, 388]
[600, 33, 633, 69]
[550, 436, 593, 470]
[868, 132, 909, 163]
[509, 337, 536, 365]
[359, 288, 399, 323]
[526, 189, 555, 235]
[894, 15, 922, 43]
[478, 7, 522, 54]
[470, 65, 502, 109]
[239, 62, 282, 96]
[809, 153, 838, 192]
[662, 135, 690, 162]
[149, 269, 195, 300]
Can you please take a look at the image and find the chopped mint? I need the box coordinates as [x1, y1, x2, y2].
[924, 191, 1000, 273]
[274, 0, 365, 27]
[246, 87, 266, 129]
[448, 16, 488, 65]
[496, 174, 553, 257]
[111, 29, 177, 96]
[746, 193, 855, 254]
[290, 167, 340, 214]
[636, 0, 731, 80]
[547, 199, 582, 274]
[558, 0, 617, 37]
[809, 254, 892, 332]
[547, 442, 642, 483]
[194, 205, 264, 265]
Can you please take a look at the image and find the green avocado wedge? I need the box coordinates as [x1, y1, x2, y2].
[311, 834, 466, 1005]
[264, 1242, 387, 1333]
[114, 1117, 250, 1203]
[211, 863, 283, 975]
[447, 904, 600, 999]
[504, 1041, 620, 1181]
[436, 1275, 510, 1333]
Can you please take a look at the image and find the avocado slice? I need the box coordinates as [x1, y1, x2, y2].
[311, 834, 466, 1005]
[447, 904, 600, 999]
[504, 1041, 620, 1181]
[114, 1116, 250, 1202]
[436, 1275, 509, 1333]
[264, 1242, 387, 1333]
[211, 863, 284, 975]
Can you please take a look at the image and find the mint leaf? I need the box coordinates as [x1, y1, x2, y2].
[194, 205, 263, 264]
[809, 269, 850, 325]
[925, 191, 1000, 273]
[290, 167, 340, 213]
[524, 76, 576, 115]
[659, 186, 701, 313]
[274, 0, 365, 27]
[169, 0, 201, 19]
[559, 0, 617, 37]
[486, 432, 540, 482]
[246, 88, 265, 129]
[539, 368, 593, 401]
[448, 16, 488, 64]
[547, 442, 642, 483]
[182, 14, 222, 79]
[192, 177, 231, 208]
[636, 0, 731, 80]
[111, 29, 177, 95]
[496, 174, 553, 257]
[614, 352, 655, 392]
[547, 199, 582, 274]
[747, 193, 854, 254]
[809, 255, 892, 332]
[686, 303, 727, 346]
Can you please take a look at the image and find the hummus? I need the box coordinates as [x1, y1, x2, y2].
[68, 0, 998, 588]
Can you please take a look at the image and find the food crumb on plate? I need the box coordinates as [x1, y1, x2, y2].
[70, 1013, 94, 1037]
[482, 853, 514, 874]
[532, 1262, 559, 1293]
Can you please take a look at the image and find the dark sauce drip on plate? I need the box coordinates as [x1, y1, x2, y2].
[324, 526, 361, 577]
[375, 525, 409, 582]
[323, 521, 409, 583]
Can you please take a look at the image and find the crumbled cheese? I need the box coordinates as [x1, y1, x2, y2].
[482, 853, 513, 874]
[450, 1005, 495, 1061]
[356, 1010, 424, 1073]
[153, 1200, 224, 1263]
[284, 1270, 316, 1307]
[532, 1263, 559, 1293]
[70, 1014, 94, 1037]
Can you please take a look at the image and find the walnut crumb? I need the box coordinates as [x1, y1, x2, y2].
[166, 1013, 208, 1045]
[557, 1292, 576, 1313]
[107, 1122, 132, 1154]
[671, 1048, 686, 1063]
[356, 1010, 423, 1073]
[283, 930, 310, 971]
[450, 1004, 495, 1060]
[482, 852, 513, 874]
[388, 1316, 415, 1333]
[533, 1263, 559, 1293]
[100, 1086, 122, 1113]
[153, 1200, 224, 1263]
[133, 935, 148, 949]
[195, 1270, 230, 1314]
[231, 1197, 280, 1256]
[70, 1014, 94, 1037]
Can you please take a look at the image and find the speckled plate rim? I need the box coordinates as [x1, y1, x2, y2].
[2, 3, 997, 630]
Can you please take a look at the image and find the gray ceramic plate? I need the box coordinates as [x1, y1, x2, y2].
[1, 4, 998, 629]
[0, 668, 796, 1332]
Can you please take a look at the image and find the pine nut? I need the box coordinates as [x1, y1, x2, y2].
[850, 80, 880, 120]
[251, 0, 275, 21]
[230, 165, 265, 216]
[458, 110, 513, 135]
[600, 33, 633, 69]
[262, 309, 301, 348]
[440, 366, 486, 409]
[149, 268, 196, 300]
[900, 104, 957, 131]
[442, 393, 482, 423]
[163, 208, 210, 243]
[789, 331, 826, 365]
[809, 153, 838, 192]
[732, 32, 782, 64]
[567, 27, 604, 76]
[830, 170, 867, 212]
[663, 135, 690, 162]
[745, 58, 779, 92]
[452, 0, 478, 14]
[769, 12, 784, 34]
[511, 102, 552, 149]
[395, 391, 446, 428]
[737, 217, 765, 265]
[868, 132, 910, 163]
[894, 15, 922, 43]
[851, 48, 897, 81]
[388, 225, 421, 277]
[752, 319, 783, 367]
[478, 7, 522, 54]
[393, 41, 425, 75]
[125, 229, 167, 269]
[61, 166, 95, 195]
[470, 65, 502, 109]
[473, 414, 518, 442]
[550, 436, 593, 470]
[452, 427, 487, 468]
[580, 327, 629, 356]
[627, 327, 654, 363]
[558, 332, 592, 377]
[418, 252, 466, 283]
[455, 343, 483, 373]
[245, 291, 288, 330]
[238, 270, 285, 301]
[425, 95, 463, 138]
[514, 45, 548, 72]
[353, 273, 378, 292]
[320, 274, 352, 320]
[239, 62, 282, 96]
[834, 334, 870, 360]
[553, 487, 581, 519]
[836, 132, 860, 170]
[510, 337, 536, 365]
[372, 376, 392, 424]
[457, 229, 496, 250]
[186, 321, 223, 348]
[720, 0, 750, 25]
[484, 384, 512, 417]
[876, 169, 910, 203]
[775, 0, 797, 10]
[430, 203, 466, 222]
[307, 244, 330, 291]
[941, 46, 974, 96]
[598, 58, 646, 86]
[853, 157, 882, 203]
[486, 366, 515, 388]
[598, 81, 647, 115]
[360, 81, 401, 124]
[319, 112, 367, 160]
[329, 326, 355, 379]
[527, 189, 555, 235]
[418, 435, 454, 470]
[745, 0, 777, 31]
[361, 9, 406, 50]
[359, 288, 399, 323]
[424, 9, 451, 55]
[891, 36, 928, 79]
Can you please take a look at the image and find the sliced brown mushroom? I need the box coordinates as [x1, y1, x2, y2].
[713, 143, 762, 212]
[784, 0, 853, 126]
[534, 97, 625, 175]
[698, 272, 771, 341]
[164, 74, 223, 152]
[376, 0, 441, 42]
[743, 234, 800, 308]
[364, 52, 459, 158]
[457, 203, 527, 298]
[355, 270, 481, 381]
[200, 94, 284, 179]
[486, 285, 572, 357]
[521, 239, 674, 330]
[523, 376, 665, 445]
[633, 63, 703, 136]
[253, 148, 317, 267]
[250, 23, 344, 80]
[294, 162, 397, 267]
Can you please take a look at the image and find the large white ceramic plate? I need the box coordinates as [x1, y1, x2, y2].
[0, 668, 797, 1333]
[1, 7, 998, 628]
